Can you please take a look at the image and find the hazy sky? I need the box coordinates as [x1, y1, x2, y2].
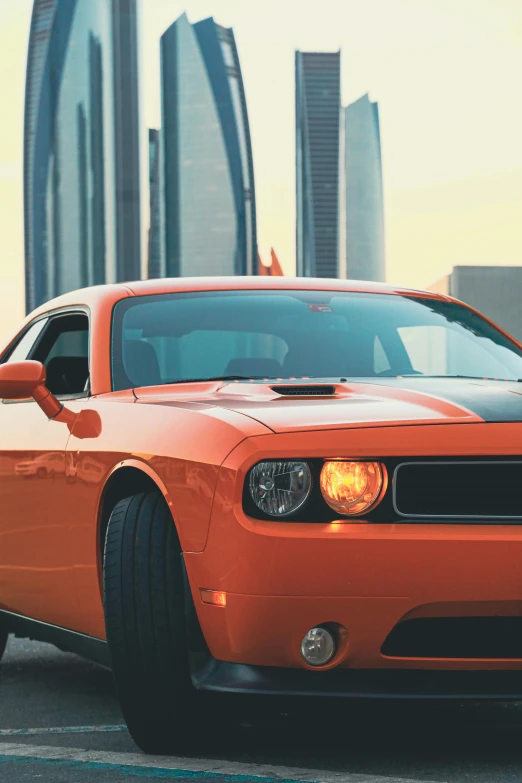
[0, 0, 521, 340]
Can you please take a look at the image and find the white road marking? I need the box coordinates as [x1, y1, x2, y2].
[0, 741, 446, 783]
[0, 724, 126, 737]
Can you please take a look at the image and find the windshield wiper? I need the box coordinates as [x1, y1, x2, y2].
[165, 375, 280, 385]
[397, 374, 517, 381]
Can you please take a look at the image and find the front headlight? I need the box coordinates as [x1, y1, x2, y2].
[248, 460, 312, 517]
[320, 461, 385, 515]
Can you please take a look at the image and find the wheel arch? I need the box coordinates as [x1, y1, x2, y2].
[97, 460, 178, 594]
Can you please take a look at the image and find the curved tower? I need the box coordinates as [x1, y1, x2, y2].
[24, 0, 142, 312]
[24, 0, 57, 313]
[160, 14, 257, 277]
[343, 94, 385, 282]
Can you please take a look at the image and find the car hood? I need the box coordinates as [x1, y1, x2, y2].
[135, 378, 522, 434]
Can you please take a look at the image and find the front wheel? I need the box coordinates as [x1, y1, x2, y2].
[103, 491, 201, 753]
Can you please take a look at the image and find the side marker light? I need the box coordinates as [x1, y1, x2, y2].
[200, 589, 227, 607]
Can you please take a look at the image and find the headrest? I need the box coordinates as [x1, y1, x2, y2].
[123, 340, 161, 388]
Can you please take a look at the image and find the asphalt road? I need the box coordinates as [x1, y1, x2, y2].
[2, 636, 522, 782]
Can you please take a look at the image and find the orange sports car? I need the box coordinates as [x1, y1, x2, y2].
[2, 277, 522, 752]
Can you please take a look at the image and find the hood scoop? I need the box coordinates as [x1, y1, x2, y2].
[271, 384, 337, 397]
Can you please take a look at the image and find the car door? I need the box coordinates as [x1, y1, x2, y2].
[0, 310, 89, 629]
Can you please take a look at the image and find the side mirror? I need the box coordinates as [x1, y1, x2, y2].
[0, 360, 101, 438]
[0, 360, 46, 400]
[0, 360, 64, 420]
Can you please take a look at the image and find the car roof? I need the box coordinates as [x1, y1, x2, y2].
[30, 276, 446, 316]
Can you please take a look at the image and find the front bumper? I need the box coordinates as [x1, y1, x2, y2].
[193, 660, 522, 699]
[186, 510, 522, 671]
[184, 425, 522, 674]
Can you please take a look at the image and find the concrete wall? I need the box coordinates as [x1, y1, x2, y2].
[428, 266, 522, 343]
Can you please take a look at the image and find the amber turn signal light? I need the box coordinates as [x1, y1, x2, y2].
[200, 589, 227, 607]
[320, 461, 385, 516]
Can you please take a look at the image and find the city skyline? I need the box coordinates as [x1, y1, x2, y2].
[1, 0, 521, 339]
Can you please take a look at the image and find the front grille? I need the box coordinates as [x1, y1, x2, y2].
[394, 461, 522, 519]
[382, 617, 522, 659]
[272, 385, 336, 397]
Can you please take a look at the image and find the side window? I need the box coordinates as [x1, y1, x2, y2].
[2, 319, 48, 364]
[31, 313, 90, 397]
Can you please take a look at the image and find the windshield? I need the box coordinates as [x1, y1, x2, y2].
[111, 290, 522, 390]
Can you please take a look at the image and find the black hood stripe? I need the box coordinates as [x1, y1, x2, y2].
[370, 379, 522, 423]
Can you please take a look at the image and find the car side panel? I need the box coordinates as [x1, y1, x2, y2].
[64, 396, 269, 639]
[0, 400, 75, 627]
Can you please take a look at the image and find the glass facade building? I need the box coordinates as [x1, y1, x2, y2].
[342, 94, 385, 282]
[24, 0, 142, 313]
[160, 14, 257, 278]
[296, 51, 341, 278]
[23, 0, 56, 313]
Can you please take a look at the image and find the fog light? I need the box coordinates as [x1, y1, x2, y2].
[301, 627, 335, 666]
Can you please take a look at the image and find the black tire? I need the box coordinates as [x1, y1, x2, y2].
[0, 623, 8, 661]
[103, 491, 201, 754]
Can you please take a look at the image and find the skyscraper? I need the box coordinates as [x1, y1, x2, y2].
[295, 51, 341, 278]
[111, 0, 143, 283]
[147, 129, 163, 279]
[24, 0, 142, 313]
[23, 0, 56, 312]
[343, 94, 385, 282]
[160, 14, 257, 278]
